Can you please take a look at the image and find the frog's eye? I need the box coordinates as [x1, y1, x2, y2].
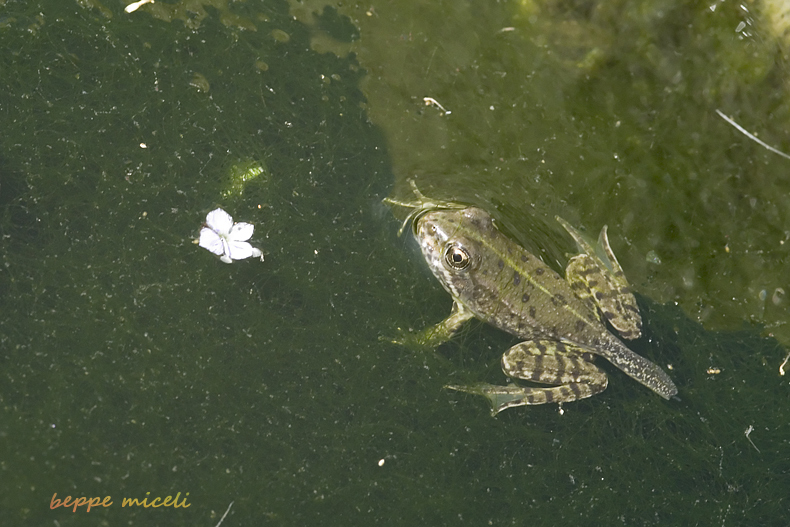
[444, 244, 471, 270]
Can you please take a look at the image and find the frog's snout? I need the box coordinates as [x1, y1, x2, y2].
[414, 216, 445, 264]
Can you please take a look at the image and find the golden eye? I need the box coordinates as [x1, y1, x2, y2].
[444, 245, 470, 270]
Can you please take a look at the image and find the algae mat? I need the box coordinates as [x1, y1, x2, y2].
[1, 1, 788, 525]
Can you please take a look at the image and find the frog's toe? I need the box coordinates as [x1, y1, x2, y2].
[379, 329, 423, 347]
[446, 383, 478, 394]
[448, 381, 605, 414]
[380, 327, 443, 349]
[446, 383, 530, 415]
[378, 334, 405, 345]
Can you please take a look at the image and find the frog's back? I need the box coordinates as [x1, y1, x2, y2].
[449, 208, 606, 346]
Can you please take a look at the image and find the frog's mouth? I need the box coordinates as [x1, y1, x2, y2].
[414, 212, 451, 283]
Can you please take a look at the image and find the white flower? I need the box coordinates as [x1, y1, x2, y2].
[198, 208, 263, 264]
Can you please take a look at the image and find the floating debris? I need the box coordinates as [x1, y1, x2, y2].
[223, 160, 269, 198]
[423, 97, 451, 115]
[125, 0, 154, 14]
[716, 109, 790, 161]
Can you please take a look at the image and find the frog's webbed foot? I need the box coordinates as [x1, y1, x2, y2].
[382, 179, 467, 236]
[447, 382, 605, 415]
[448, 339, 608, 414]
[557, 217, 643, 340]
[383, 301, 475, 350]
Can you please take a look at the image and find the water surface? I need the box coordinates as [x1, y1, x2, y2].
[1, 1, 788, 525]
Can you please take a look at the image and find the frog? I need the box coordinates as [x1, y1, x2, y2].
[385, 185, 677, 414]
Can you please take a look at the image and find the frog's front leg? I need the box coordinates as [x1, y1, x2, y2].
[448, 340, 607, 414]
[389, 300, 475, 349]
[557, 217, 643, 340]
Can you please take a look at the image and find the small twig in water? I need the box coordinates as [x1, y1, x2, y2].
[125, 0, 154, 13]
[744, 425, 760, 453]
[214, 501, 234, 527]
[716, 109, 790, 161]
[423, 97, 451, 115]
[780, 351, 790, 376]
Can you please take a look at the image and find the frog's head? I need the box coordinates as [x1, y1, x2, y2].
[415, 207, 492, 299]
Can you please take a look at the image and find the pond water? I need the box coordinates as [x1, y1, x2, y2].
[1, 0, 788, 525]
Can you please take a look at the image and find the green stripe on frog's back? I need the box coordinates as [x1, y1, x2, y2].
[451, 210, 677, 400]
[454, 212, 604, 346]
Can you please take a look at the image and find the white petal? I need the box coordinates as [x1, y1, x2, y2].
[205, 208, 233, 235]
[198, 227, 226, 256]
[220, 254, 233, 264]
[229, 221, 254, 242]
[226, 240, 257, 260]
[251, 247, 263, 261]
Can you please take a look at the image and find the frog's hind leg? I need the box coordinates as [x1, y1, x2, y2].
[565, 254, 642, 339]
[558, 217, 642, 340]
[447, 340, 607, 415]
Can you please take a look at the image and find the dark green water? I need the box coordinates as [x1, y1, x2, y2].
[1, 1, 788, 525]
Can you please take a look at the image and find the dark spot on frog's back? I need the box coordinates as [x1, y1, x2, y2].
[497, 259, 504, 270]
[575, 320, 586, 332]
[535, 268, 544, 275]
[521, 254, 528, 262]
[529, 306, 536, 318]
[552, 293, 566, 305]
[521, 293, 530, 303]
[513, 271, 521, 286]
